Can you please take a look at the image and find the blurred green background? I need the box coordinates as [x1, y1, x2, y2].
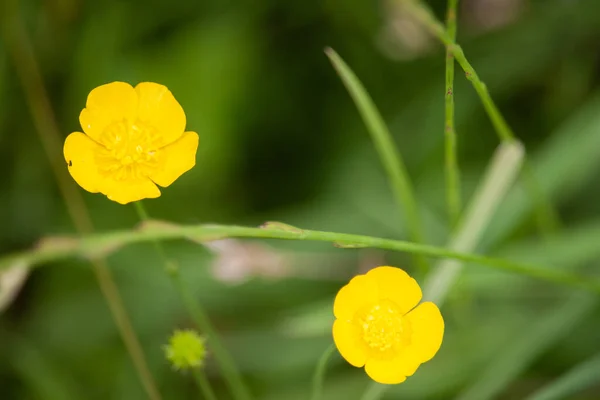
[2, 0, 600, 399]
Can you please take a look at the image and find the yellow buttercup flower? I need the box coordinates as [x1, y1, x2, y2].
[333, 266, 444, 384]
[64, 82, 199, 204]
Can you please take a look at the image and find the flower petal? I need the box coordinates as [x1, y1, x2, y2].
[149, 131, 199, 187]
[64, 132, 107, 193]
[366, 266, 422, 314]
[333, 275, 378, 321]
[135, 82, 186, 146]
[79, 82, 138, 143]
[364, 356, 408, 384]
[405, 302, 444, 364]
[332, 319, 368, 367]
[103, 178, 161, 205]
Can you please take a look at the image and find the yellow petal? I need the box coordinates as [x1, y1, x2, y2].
[364, 356, 408, 384]
[405, 302, 444, 364]
[79, 82, 138, 143]
[333, 275, 378, 321]
[366, 266, 422, 314]
[135, 82, 186, 146]
[103, 178, 161, 205]
[149, 131, 199, 187]
[63, 132, 107, 193]
[332, 319, 368, 367]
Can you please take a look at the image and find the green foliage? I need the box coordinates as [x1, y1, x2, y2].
[2, 0, 600, 399]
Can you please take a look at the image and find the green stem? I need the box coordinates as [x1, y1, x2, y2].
[444, 0, 461, 227]
[402, 0, 513, 142]
[133, 202, 252, 400]
[192, 369, 218, 400]
[0, 2, 161, 399]
[325, 47, 430, 274]
[4, 222, 600, 294]
[360, 382, 387, 400]
[401, 0, 561, 234]
[310, 343, 336, 400]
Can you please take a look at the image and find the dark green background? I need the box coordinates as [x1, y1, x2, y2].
[2, 0, 600, 399]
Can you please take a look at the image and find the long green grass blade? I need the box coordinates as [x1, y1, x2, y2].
[456, 293, 597, 400]
[424, 141, 524, 304]
[525, 353, 600, 400]
[325, 47, 429, 272]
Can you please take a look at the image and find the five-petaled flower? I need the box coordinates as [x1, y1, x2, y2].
[333, 266, 444, 384]
[64, 81, 199, 204]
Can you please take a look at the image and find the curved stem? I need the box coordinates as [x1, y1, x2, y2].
[192, 369, 218, 400]
[311, 343, 336, 400]
[134, 202, 252, 400]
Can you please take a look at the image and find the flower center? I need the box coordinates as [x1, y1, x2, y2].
[96, 119, 165, 181]
[359, 299, 411, 353]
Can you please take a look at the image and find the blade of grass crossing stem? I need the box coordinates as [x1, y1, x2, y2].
[364, 141, 525, 398]
[325, 47, 429, 273]
[400, 0, 561, 236]
[444, 0, 461, 227]
[457, 292, 598, 400]
[524, 353, 600, 400]
[424, 141, 524, 304]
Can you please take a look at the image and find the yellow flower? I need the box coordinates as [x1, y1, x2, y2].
[333, 266, 444, 384]
[164, 329, 207, 370]
[64, 82, 199, 204]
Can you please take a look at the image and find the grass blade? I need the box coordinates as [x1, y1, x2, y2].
[424, 141, 524, 304]
[525, 353, 600, 400]
[325, 47, 429, 273]
[456, 293, 597, 400]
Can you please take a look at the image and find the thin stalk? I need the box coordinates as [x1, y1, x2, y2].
[0, 2, 160, 399]
[360, 382, 387, 400]
[133, 202, 252, 400]
[192, 369, 218, 400]
[325, 48, 430, 273]
[400, 0, 561, 234]
[444, 0, 461, 226]
[3, 222, 600, 294]
[310, 343, 336, 400]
